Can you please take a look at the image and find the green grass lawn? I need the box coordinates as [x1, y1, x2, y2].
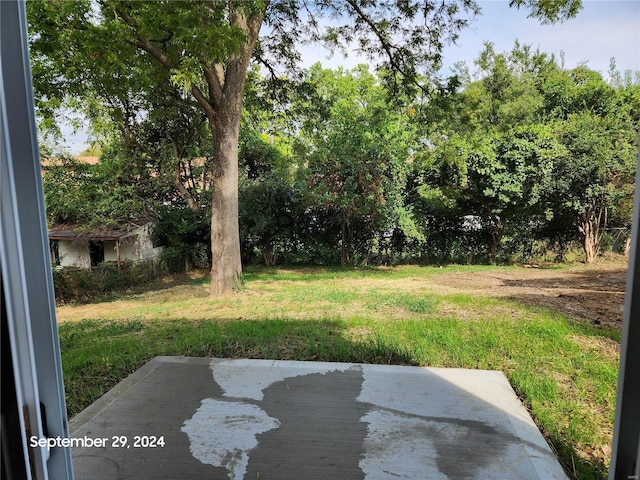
[56, 264, 621, 480]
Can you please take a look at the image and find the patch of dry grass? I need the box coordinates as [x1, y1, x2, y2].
[57, 275, 442, 323]
[569, 334, 621, 362]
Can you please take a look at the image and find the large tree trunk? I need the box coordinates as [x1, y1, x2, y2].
[117, 2, 267, 295]
[205, 5, 265, 295]
[210, 109, 243, 294]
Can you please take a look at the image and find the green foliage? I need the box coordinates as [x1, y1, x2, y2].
[52, 261, 158, 304]
[534, 64, 638, 261]
[543, 109, 636, 261]
[28, 0, 588, 275]
[152, 207, 211, 273]
[509, 0, 582, 24]
[411, 42, 639, 263]
[236, 127, 305, 266]
[43, 157, 94, 225]
[43, 153, 157, 228]
[297, 64, 416, 264]
[239, 174, 302, 266]
[239, 128, 288, 180]
[79, 144, 103, 157]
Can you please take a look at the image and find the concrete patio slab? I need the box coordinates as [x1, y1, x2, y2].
[69, 356, 568, 479]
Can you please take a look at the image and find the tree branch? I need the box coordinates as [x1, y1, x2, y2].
[344, 0, 399, 67]
[343, 0, 434, 97]
[203, 63, 224, 108]
[116, 6, 217, 122]
[222, 1, 269, 108]
[171, 140, 201, 212]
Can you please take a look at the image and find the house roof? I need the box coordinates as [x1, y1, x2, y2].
[48, 221, 153, 242]
[48, 227, 132, 241]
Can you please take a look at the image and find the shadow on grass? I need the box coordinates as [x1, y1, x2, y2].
[241, 263, 510, 282]
[242, 264, 396, 282]
[56, 265, 389, 305]
[107, 269, 211, 298]
[550, 433, 609, 480]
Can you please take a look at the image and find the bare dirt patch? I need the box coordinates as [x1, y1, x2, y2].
[426, 262, 627, 327]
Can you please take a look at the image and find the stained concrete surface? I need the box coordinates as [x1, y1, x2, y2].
[69, 356, 569, 479]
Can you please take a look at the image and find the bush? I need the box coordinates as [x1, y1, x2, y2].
[153, 207, 211, 273]
[239, 174, 303, 266]
[52, 260, 159, 304]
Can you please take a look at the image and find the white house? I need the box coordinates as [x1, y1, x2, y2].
[48, 222, 163, 269]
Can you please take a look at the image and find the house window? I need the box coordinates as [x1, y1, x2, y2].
[89, 240, 104, 267]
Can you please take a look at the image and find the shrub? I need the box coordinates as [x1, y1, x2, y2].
[51, 260, 159, 304]
[153, 207, 211, 273]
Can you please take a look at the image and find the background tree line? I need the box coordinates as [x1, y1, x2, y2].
[29, 0, 592, 293]
[42, 42, 639, 269]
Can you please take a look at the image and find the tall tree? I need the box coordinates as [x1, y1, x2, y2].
[238, 128, 301, 266]
[545, 111, 636, 263]
[420, 44, 638, 264]
[27, 0, 581, 293]
[536, 64, 639, 262]
[417, 44, 557, 262]
[298, 65, 415, 265]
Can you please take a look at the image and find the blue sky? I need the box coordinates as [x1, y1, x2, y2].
[59, 0, 639, 154]
[301, 0, 640, 75]
[444, 0, 640, 75]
